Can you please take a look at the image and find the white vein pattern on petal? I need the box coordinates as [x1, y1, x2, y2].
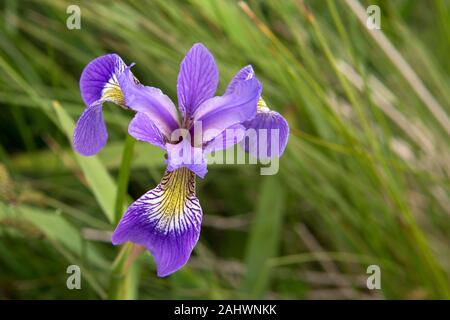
[130, 168, 202, 235]
[101, 61, 127, 106]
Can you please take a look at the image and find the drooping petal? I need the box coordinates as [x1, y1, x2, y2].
[119, 69, 180, 139]
[79, 53, 127, 107]
[177, 43, 219, 118]
[240, 108, 289, 159]
[111, 168, 202, 277]
[73, 102, 107, 156]
[204, 124, 246, 154]
[128, 112, 166, 150]
[225, 65, 255, 95]
[193, 76, 261, 143]
[166, 137, 207, 179]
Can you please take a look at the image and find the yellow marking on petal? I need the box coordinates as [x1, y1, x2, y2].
[257, 97, 266, 109]
[145, 167, 199, 234]
[257, 97, 270, 113]
[102, 74, 125, 106]
[159, 168, 195, 218]
[102, 85, 125, 106]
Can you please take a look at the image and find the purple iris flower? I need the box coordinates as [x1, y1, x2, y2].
[74, 43, 289, 277]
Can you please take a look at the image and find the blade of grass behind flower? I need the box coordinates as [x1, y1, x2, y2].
[53, 101, 117, 224]
[241, 175, 285, 298]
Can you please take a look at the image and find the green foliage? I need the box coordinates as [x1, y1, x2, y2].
[1, 0, 449, 299]
[242, 176, 285, 298]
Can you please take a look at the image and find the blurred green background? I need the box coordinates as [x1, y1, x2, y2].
[1, 0, 450, 299]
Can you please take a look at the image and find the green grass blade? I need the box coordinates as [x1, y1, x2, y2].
[241, 175, 285, 298]
[52, 101, 117, 224]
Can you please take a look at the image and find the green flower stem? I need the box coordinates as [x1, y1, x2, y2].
[109, 135, 140, 300]
[108, 243, 144, 300]
[114, 134, 135, 225]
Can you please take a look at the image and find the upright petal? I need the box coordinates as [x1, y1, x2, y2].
[128, 112, 166, 150]
[225, 65, 255, 95]
[166, 137, 208, 179]
[119, 69, 180, 139]
[193, 77, 261, 143]
[177, 43, 219, 118]
[73, 102, 107, 156]
[241, 107, 289, 159]
[111, 168, 202, 277]
[79, 53, 127, 107]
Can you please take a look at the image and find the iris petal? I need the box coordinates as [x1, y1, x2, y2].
[119, 69, 180, 139]
[79, 53, 127, 106]
[225, 65, 255, 95]
[241, 109, 289, 159]
[128, 112, 166, 150]
[111, 168, 202, 277]
[177, 43, 219, 118]
[204, 124, 246, 154]
[193, 76, 261, 143]
[73, 102, 108, 156]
